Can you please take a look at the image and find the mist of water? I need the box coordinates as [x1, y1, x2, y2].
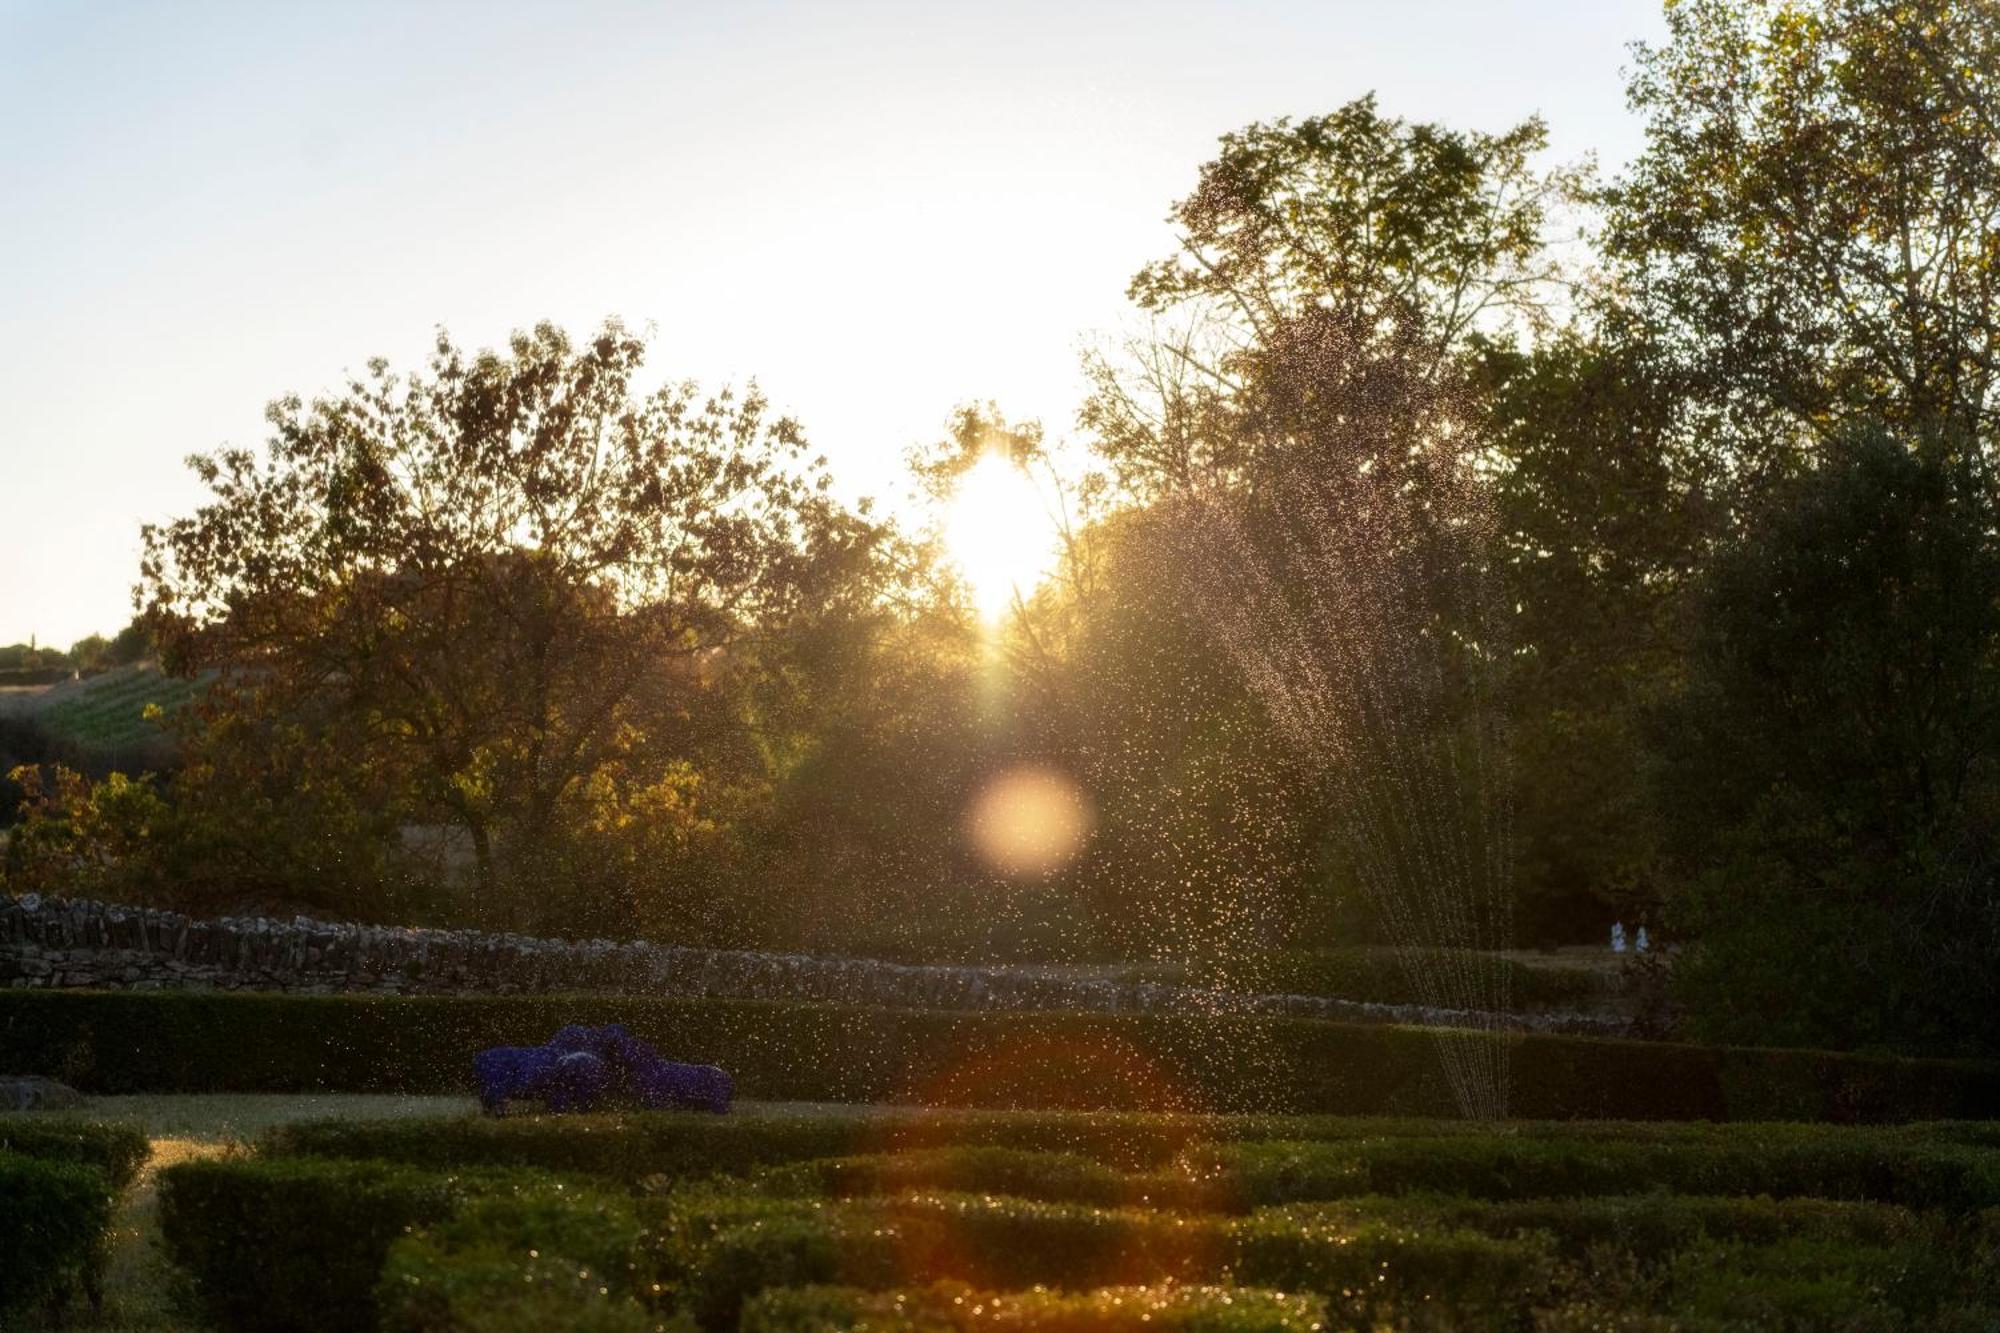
[1164, 360, 1517, 1119]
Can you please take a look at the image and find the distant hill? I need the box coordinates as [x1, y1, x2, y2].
[15, 663, 204, 757]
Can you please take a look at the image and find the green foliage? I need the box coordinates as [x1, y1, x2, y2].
[157, 1154, 575, 1333]
[153, 1107, 2000, 1332]
[270, 1110, 1499, 1183]
[0, 1149, 116, 1319]
[1192, 1135, 2000, 1214]
[139, 320, 886, 932]
[0, 1116, 151, 1189]
[33, 664, 197, 754]
[0, 763, 171, 899]
[745, 1147, 1213, 1212]
[11, 988, 1997, 1120]
[651, 1190, 1552, 1331]
[1610, 0, 2000, 462]
[741, 1283, 1327, 1333]
[1126, 948, 1612, 1010]
[1664, 430, 2000, 1057]
[379, 1191, 662, 1333]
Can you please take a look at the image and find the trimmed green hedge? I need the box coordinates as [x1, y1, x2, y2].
[649, 1191, 1553, 1331]
[746, 1146, 1216, 1212]
[1191, 1135, 2000, 1213]
[7, 988, 1998, 1121]
[1122, 948, 1614, 1011]
[158, 1155, 589, 1333]
[268, 1109, 2000, 1201]
[0, 1116, 150, 1190]
[270, 1110, 1487, 1182]
[0, 1149, 117, 1319]
[378, 1191, 663, 1333]
[741, 1283, 1329, 1333]
[660, 1193, 1993, 1333]
[157, 1135, 2000, 1333]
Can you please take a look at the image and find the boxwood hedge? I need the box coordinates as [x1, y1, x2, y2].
[0, 1149, 118, 1319]
[0, 1120, 144, 1321]
[648, 1191, 1555, 1331]
[1121, 947, 1614, 1012]
[267, 1108, 2000, 1205]
[0, 1116, 150, 1189]
[157, 1155, 593, 1333]
[740, 1282, 1330, 1333]
[6, 988, 1997, 1121]
[378, 1190, 663, 1333]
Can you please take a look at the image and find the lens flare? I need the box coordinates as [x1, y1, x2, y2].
[964, 763, 1093, 878]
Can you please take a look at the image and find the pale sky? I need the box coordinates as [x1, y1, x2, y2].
[0, 0, 1666, 648]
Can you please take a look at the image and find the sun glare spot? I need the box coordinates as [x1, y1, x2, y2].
[944, 453, 1060, 621]
[964, 763, 1094, 879]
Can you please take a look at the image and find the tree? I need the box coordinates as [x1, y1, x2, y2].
[141, 321, 881, 927]
[1609, 0, 2000, 484]
[1086, 94, 1582, 498]
[1661, 426, 2000, 1055]
[1476, 330, 1717, 938]
[67, 634, 110, 672]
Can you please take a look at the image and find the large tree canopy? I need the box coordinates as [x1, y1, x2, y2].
[1610, 0, 2000, 477]
[141, 322, 881, 920]
[1086, 96, 1582, 500]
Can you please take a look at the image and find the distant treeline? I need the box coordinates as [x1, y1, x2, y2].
[0, 619, 152, 682]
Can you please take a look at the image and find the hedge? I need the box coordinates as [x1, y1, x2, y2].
[1121, 947, 1614, 1012]
[7, 988, 1998, 1121]
[740, 1283, 1329, 1333]
[735, 1145, 1936, 1252]
[649, 1191, 1554, 1331]
[660, 1193, 1996, 1333]
[270, 1110, 1493, 1182]
[0, 1149, 117, 1318]
[378, 1190, 663, 1333]
[158, 1147, 2000, 1333]
[1191, 1135, 2000, 1214]
[745, 1146, 1217, 1212]
[0, 1115, 150, 1189]
[157, 1156, 589, 1333]
[738, 1138, 1985, 1218]
[268, 1109, 2000, 1198]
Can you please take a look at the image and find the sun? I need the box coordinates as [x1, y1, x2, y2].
[943, 452, 1061, 621]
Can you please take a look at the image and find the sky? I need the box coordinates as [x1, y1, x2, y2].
[0, 0, 1667, 648]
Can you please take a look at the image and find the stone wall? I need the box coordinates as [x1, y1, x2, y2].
[0, 893, 1622, 1034]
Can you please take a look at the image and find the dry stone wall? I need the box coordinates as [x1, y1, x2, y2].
[0, 893, 1622, 1035]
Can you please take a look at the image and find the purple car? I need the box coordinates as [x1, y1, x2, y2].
[474, 1023, 733, 1115]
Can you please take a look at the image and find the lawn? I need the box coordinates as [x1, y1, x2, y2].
[11, 1096, 1996, 1331]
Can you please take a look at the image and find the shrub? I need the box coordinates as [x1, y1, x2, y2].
[1189, 1136, 2000, 1213]
[158, 1155, 578, 1333]
[0, 1149, 116, 1318]
[268, 1110, 1483, 1182]
[741, 1282, 1330, 1333]
[1612, 1233, 1979, 1329]
[379, 1191, 664, 1333]
[746, 1147, 1216, 1212]
[7, 987, 1997, 1121]
[648, 1192, 1554, 1331]
[1125, 948, 1612, 1012]
[273, 1112, 2000, 1215]
[0, 1115, 150, 1189]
